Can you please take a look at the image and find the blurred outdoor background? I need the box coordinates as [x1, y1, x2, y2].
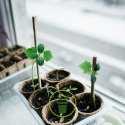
[24, 0, 125, 102]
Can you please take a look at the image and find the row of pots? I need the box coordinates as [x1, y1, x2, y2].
[19, 69, 103, 125]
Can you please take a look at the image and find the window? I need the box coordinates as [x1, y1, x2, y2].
[12, 0, 125, 104]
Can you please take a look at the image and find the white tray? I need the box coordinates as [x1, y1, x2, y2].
[14, 78, 112, 125]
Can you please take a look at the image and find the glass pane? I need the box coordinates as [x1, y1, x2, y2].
[14, 0, 125, 102]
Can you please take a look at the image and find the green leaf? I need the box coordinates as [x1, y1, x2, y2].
[71, 87, 78, 90]
[79, 60, 92, 74]
[50, 90, 53, 95]
[64, 95, 69, 100]
[43, 50, 53, 62]
[37, 56, 44, 66]
[67, 89, 70, 92]
[57, 95, 62, 100]
[31, 83, 38, 88]
[45, 85, 49, 91]
[92, 71, 98, 75]
[91, 73, 96, 84]
[5, 48, 9, 53]
[34, 83, 39, 88]
[38, 44, 44, 54]
[0, 53, 3, 57]
[94, 63, 100, 71]
[69, 85, 72, 90]
[24, 47, 38, 59]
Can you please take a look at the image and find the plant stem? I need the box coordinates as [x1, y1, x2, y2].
[90, 57, 97, 104]
[57, 69, 59, 80]
[32, 60, 36, 91]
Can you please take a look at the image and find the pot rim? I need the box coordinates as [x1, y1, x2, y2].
[56, 79, 87, 94]
[29, 86, 57, 110]
[70, 92, 104, 116]
[42, 99, 78, 125]
[44, 69, 71, 83]
[19, 78, 47, 94]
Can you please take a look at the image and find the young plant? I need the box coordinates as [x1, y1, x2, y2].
[0, 53, 3, 57]
[56, 67, 65, 80]
[79, 57, 100, 107]
[24, 44, 53, 91]
[45, 85, 53, 97]
[66, 85, 78, 92]
[57, 95, 69, 101]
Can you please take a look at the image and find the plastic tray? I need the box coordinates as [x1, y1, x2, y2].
[14, 78, 112, 125]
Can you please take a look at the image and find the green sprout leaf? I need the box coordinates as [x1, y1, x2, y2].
[64, 95, 69, 100]
[31, 83, 39, 88]
[43, 50, 53, 62]
[0, 53, 3, 57]
[24, 47, 38, 59]
[67, 89, 70, 91]
[71, 87, 78, 90]
[94, 63, 100, 71]
[70, 85, 72, 90]
[91, 73, 96, 84]
[45, 85, 53, 95]
[92, 71, 98, 75]
[37, 56, 44, 66]
[38, 44, 44, 54]
[79, 60, 92, 74]
[57, 95, 62, 100]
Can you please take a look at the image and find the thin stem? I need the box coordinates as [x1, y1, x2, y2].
[32, 60, 36, 91]
[57, 69, 59, 80]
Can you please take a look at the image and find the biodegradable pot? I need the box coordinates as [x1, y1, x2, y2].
[0, 52, 33, 79]
[56, 79, 86, 96]
[19, 78, 47, 99]
[70, 92, 104, 116]
[42, 99, 78, 125]
[44, 69, 70, 86]
[29, 86, 57, 116]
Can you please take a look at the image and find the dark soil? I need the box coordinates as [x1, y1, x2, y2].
[0, 53, 26, 69]
[23, 79, 46, 92]
[77, 95, 101, 113]
[62, 85, 83, 96]
[32, 88, 57, 108]
[48, 102, 75, 124]
[0, 51, 7, 58]
[47, 70, 69, 81]
[18, 53, 27, 59]
[8, 45, 21, 51]
[1, 58, 19, 68]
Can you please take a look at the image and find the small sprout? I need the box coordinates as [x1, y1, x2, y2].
[24, 44, 53, 91]
[45, 85, 53, 97]
[5, 48, 10, 54]
[0, 53, 3, 57]
[57, 95, 69, 101]
[67, 85, 78, 92]
[31, 83, 39, 90]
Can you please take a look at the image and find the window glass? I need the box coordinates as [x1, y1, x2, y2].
[14, 0, 125, 102]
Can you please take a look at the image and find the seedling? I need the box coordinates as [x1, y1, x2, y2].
[79, 57, 100, 107]
[57, 95, 69, 101]
[0, 53, 3, 57]
[45, 85, 53, 97]
[56, 67, 64, 80]
[67, 85, 78, 92]
[24, 44, 53, 91]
